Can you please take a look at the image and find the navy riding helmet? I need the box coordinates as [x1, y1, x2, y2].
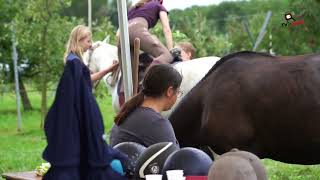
[113, 142, 147, 178]
[134, 142, 179, 179]
[162, 147, 213, 180]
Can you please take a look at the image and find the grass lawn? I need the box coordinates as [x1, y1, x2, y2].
[0, 90, 115, 178]
[1, 91, 320, 179]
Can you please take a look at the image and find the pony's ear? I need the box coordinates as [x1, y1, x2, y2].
[103, 35, 110, 43]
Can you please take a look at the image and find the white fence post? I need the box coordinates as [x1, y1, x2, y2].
[88, 0, 92, 30]
[116, 0, 133, 101]
[11, 23, 22, 131]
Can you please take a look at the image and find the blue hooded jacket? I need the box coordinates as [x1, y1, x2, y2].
[42, 53, 127, 180]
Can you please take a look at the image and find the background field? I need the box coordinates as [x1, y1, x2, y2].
[1, 92, 320, 180]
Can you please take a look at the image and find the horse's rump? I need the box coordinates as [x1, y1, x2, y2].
[170, 51, 320, 164]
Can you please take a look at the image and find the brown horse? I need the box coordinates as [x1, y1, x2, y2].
[169, 51, 320, 165]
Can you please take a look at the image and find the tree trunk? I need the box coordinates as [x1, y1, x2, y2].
[19, 78, 33, 111]
[40, 76, 47, 129]
[40, 3, 50, 128]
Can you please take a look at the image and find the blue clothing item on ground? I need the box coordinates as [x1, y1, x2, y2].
[128, 1, 168, 29]
[42, 53, 128, 180]
[109, 107, 179, 148]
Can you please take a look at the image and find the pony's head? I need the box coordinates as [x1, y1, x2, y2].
[83, 39, 119, 93]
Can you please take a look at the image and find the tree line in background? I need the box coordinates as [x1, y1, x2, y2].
[0, 0, 319, 127]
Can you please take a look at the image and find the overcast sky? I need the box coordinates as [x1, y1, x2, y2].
[131, 0, 236, 11]
[163, 0, 226, 10]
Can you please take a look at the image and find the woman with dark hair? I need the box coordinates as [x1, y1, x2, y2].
[117, 0, 173, 66]
[109, 64, 182, 148]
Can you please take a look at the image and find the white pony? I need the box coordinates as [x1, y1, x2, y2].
[84, 40, 220, 118]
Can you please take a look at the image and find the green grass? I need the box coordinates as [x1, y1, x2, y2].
[0, 91, 115, 178]
[1, 91, 320, 179]
[264, 159, 320, 179]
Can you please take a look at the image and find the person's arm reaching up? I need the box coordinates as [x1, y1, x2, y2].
[159, 11, 173, 50]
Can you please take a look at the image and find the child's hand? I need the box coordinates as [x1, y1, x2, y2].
[110, 159, 125, 176]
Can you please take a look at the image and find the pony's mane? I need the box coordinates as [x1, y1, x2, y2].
[92, 40, 117, 49]
[200, 51, 273, 82]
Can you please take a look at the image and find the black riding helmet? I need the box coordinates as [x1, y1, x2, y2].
[113, 142, 147, 178]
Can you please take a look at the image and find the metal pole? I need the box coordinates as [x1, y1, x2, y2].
[242, 17, 255, 47]
[253, 11, 272, 51]
[11, 23, 22, 131]
[116, 0, 133, 101]
[88, 0, 92, 30]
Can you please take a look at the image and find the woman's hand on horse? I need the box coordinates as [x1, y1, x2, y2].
[108, 61, 119, 72]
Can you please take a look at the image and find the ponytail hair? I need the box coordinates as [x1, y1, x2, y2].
[114, 64, 182, 125]
[114, 92, 144, 125]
